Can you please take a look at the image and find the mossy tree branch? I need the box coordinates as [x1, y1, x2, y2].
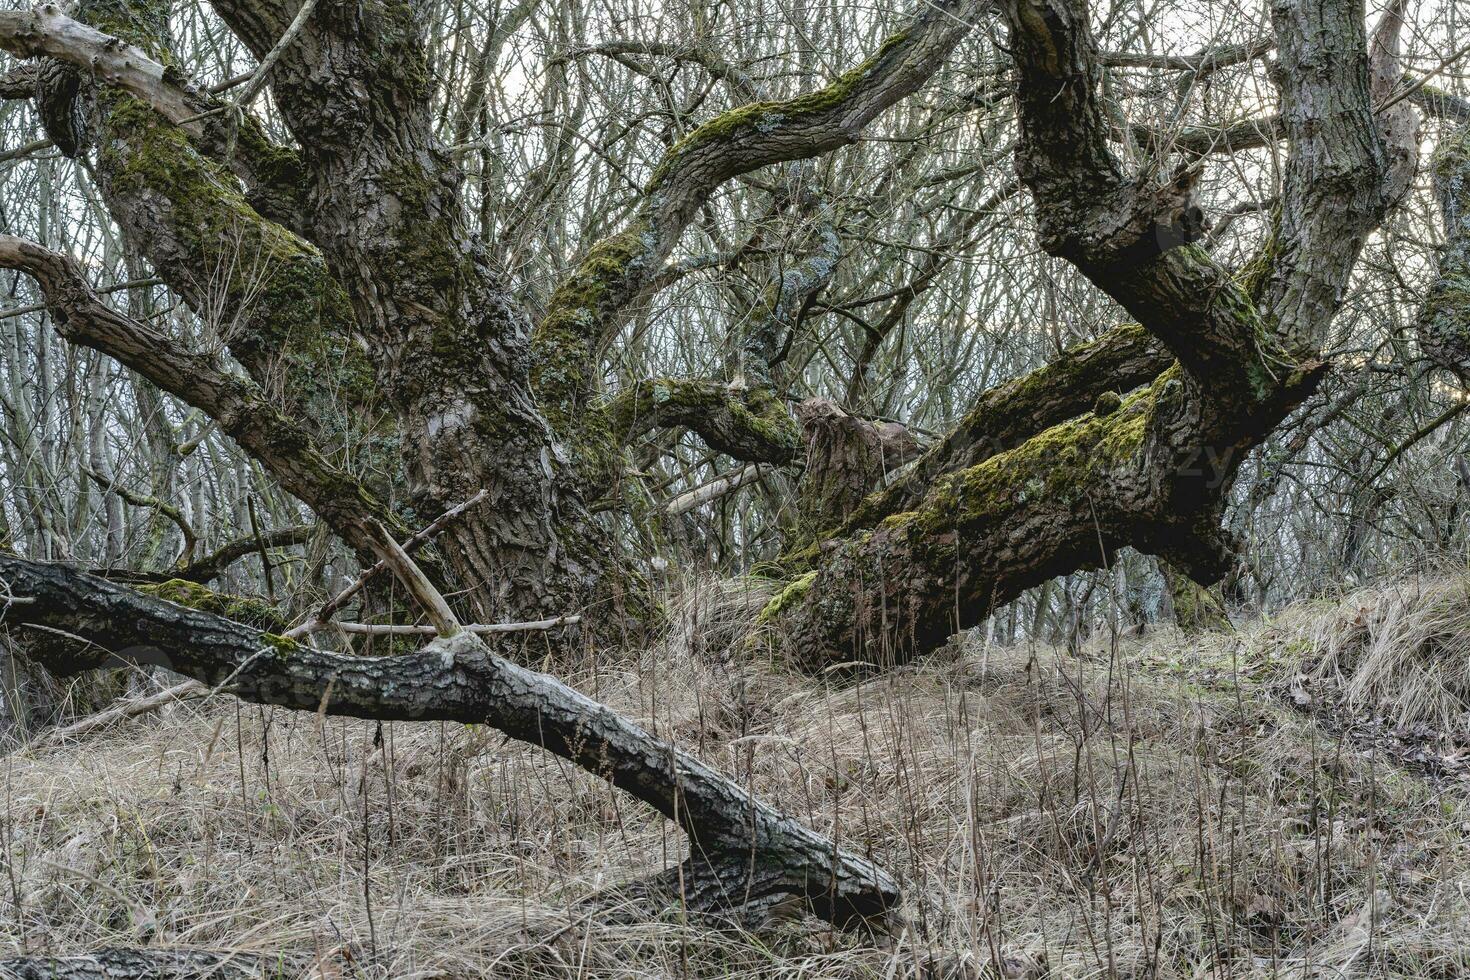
[41, 0, 628, 626]
[827, 322, 1172, 545]
[755, 0, 1399, 669]
[530, 0, 985, 451]
[605, 190, 838, 475]
[0, 0, 371, 444]
[0, 3, 309, 228]
[607, 379, 802, 465]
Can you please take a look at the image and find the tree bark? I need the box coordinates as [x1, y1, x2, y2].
[1418, 123, 1470, 376]
[792, 399, 918, 541]
[531, 0, 984, 483]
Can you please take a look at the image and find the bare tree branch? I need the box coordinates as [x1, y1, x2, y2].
[0, 234, 403, 557]
[1100, 35, 1274, 71]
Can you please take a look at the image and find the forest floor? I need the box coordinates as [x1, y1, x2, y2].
[5, 572, 1470, 978]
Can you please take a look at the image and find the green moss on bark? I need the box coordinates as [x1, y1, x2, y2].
[606, 378, 799, 463]
[876, 378, 1157, 566]
[645, 28, 912, 192]
[260, 632, 303, 657]
[97, 94, 369, 415]
[138, 579, 288, 632]
[533, 226, 656, 430]
[756, 571, 818, 625]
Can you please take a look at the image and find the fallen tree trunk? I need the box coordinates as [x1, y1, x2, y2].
[0, 555, 899, 927]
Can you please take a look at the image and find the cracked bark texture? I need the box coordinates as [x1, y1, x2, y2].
[791, 399, 919, 542]
[193, 0, 632, 625]
[2, 0, 624, 625]
[1419, 123, 1470, 376]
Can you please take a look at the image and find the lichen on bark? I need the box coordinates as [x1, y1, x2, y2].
[760, 382, 1167, 669]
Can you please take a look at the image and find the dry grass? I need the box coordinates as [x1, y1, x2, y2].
[1264, 575, 1470, 734]
[6, 574, 1470, 977]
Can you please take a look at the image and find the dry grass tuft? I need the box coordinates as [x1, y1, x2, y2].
[1257, 570, 1470, 733]
[5, 575, 1470, 977]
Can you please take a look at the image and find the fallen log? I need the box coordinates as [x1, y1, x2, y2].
[0, 555, 899, 926]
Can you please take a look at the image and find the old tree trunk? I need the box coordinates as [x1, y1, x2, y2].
[0, 0, 1457, 959]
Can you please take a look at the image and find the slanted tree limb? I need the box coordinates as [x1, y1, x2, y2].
[1117, 79, 1469, 161]
[81, 466, 198, 564]
[831, 323, 1171, 541]
[0, 3, 310, 228]
[754, 0, 1399, 670]
[173, 525, 315, 583]
[30, 678, 207, 746]
[559, 40, 763, 101]
[1100, 35, 1274, 72]
[0, 5, 201, 132]
[665, 464, 764, 517]
[1126, 115, 1286, 159]
[1410, 81, 1470, 125]
[739, 185, 841, 389]
[606, 379, 802, 465]
[0, 234, 404, 559]
[0, 556, 901, 926]
[531, 0, 985, 450]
